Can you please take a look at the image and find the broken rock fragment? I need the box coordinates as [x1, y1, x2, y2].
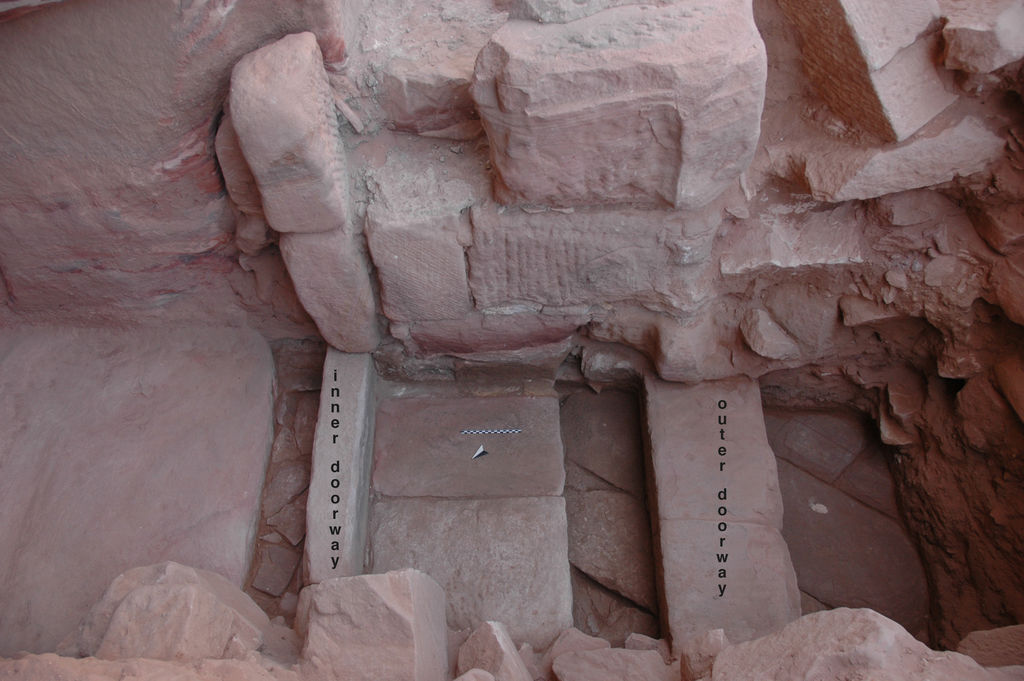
[553, 648, 675, 681]
[457, 621, 533, 681]
[942, 0, 1024, 73]
[472, 2, 766, 209]
[298, 569, 448, 681]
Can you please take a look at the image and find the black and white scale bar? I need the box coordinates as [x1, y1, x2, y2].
[460, 428, 522, 435]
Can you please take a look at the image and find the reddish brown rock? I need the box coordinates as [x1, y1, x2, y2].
[680, 629, 730, 681]
[369, 497, 572, 649]
[560, 390, 645, 498]
[472, 2, 766, 209]
[710, 608, 1014, 681]
[570, 570, 659, 648]
[553, 648, 674, 681]
[371, 395, 564, 497]
[740, 309, 801, 361]
[0, 326, 274, 656]
[214, 113, 264, 217]
[802, 117, 1005, 202]
[777, 0, 952, 142]
[457, 621, 533, 681]
[250, 544, 300, 598]
[297, 569, 448, 681]
[229, 32, 347, 234]
[958, 624, 1024, 667]
[763, 409, 867, 483]
[0, 653, 298, 681]
[380, 59, 477, 135]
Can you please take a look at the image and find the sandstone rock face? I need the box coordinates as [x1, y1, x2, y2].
[369, 496, 572, 649]
[802, 117, 1005, 202]
[942, 0, 1024, 73]
[540, 628, 610, 679]
[229, 32, 347, 234]
[472, 2, 766, 209]
[60, 562, 269, 662]
[371, 395, 564, 497]
[457, 621, 533, 681]
[680, 629, 730, 681]
[560, 391, 646, 498]
[297, 569, 448, 681]
[958, 624, 1024, 668]
[569, 569, 659, 648]
[710, 608, 1011, 681]
[644, 376, 800, 648]
[0, 326, 274, 655]
[777, 0, 954, 142]
[304, 350, 375, 583]
[0, 653, 298, 681]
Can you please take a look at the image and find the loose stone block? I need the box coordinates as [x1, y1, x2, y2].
[472, 2, 766, 209]
[457, 621, 533, 681]
[371, 395, 564, 498]
[369, 496, 573, 649]
[297, 569, 448, 681]
[942, 0, 1024, 73]
[229, 32, 348, 233]
[553, 648, 675, 681]
[802, 117, 1005, 202]
[777, 0, 953, 142]
[304, 350, 375, 583]
[0, 326, 274, 655]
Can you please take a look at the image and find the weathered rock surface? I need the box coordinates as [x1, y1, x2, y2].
[958, 624, 1024, 667]
[540, 628, 610, 680]
[570, 569, 659, 647]
[710, 608, 1018, 681]
[942, 0, 1024, 73]
[251, 544, 300, 598]
[0, 653, 299, 681]
[553, 648, 675, 681]
[279, 229, 381, 352]
[229, 32, 347, 234]
[457, 621, 533, 681]
[369, 496, 572, 649]
[472, 2, 766, 209]
[0, 326, 274, 655]
[559, 390, 646, 498]
[741, 309, 801, 360]
[680, 629, 730, 681]
[565, 488, 657, 611]
[777, 459, 929, 637]
[371, 395, 564, 497]
[297, 569, 448, 681]
[304, 350, 375, 583]
[60, 562, 270, 661]
[777, 0, 953, 142]
[802, 117, 1005, 202]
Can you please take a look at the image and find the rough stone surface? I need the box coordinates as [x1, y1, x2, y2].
[942, 0, 1024, 73]
[59, 562, 270, 662]
[777, 459, 929, 637]
[457, 621, 533, 681]
[777, 0, 953, 142]
[570, 569, 659, 647]
[229, 32, 347, 234]
[741, 309, 801, 360]
[803, 117, 1006, 202]
[763, 409, 867, 483]
[553, 648, 674, 681]
[472, 2, 766, 209]
[540, 628, 610, 680]
[958, 624, 1024, 668]
[251, 544, 300, 598]
[305, 350, 375, 583]
[710, 608, 1013, 681]
[369, 496, 572, 649]
[560, 390, 646, 498]
[565, 488, 657, 611]
[680, 629, 730, 681]
[279, 228, 381, 352]
[0, 326, 273, 656]
[297, 569, 448, 681]
[371, 395, 564, 497]
[0, 653, 299, 681]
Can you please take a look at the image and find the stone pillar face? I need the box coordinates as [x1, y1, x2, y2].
[643, 376, 800, 649]
[304, 350, 375, 583]
[298, 569, 448, 681]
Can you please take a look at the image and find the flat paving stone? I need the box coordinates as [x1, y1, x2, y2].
[763, 408, 867, 483]
[372, 395, 564, 498]
[369, 496, 572, 649]
[0, 326, 274, 655]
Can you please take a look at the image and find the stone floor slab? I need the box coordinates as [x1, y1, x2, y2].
[0, 326, 274, 655]
[372, 396, 564, 498]
[369, 496, 572, 649]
